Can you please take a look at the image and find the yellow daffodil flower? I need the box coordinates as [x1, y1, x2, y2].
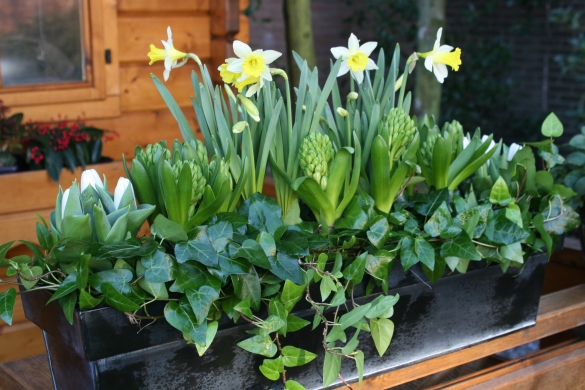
[330, 33, 378, 84]
[419, 28, 462, 84]
[218, 59, 241, 84]
[147, 26, 187, 81]
[226, 41, 281, 95]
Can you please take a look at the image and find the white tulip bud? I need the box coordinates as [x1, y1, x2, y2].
[114, 178, 135, 210]
[507, 143, 522, 162]
[462, 136, 470, 149]
[80, 169, 104, 192]
[61, 189, 70, 219]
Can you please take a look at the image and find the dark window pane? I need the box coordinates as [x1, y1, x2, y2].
[0, 0, 85, 87]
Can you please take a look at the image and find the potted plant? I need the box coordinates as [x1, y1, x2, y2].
[0, 100, 23, 173]
[0, 28, 579, 390]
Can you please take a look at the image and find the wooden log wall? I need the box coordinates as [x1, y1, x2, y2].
[0, 0, 249, 363]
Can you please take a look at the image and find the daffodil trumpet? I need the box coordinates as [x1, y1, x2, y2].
[417, 27, 462, 84]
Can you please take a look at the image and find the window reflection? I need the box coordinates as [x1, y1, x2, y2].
[0, 0, 85, 87]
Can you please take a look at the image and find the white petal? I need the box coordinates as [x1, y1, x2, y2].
[261, 50, 282, 64]
[365, 58, 378, 70]
[359, 41, 377, 56]
[225, 57, 236, 64]
[163, 68, 170, 81]
[462, 137, 470, 149]
[260, 67, 272, 81]
[114, 178, 130, 210]
[507, 143, 522, 161]
[227, 59, 244, 73]
[424, 56, 434, 72]
[246, 82, 260, 97]
[167, 26, 172, 40]
[437, 45, 454, 53]
[434, 27, 443, 51]
[331, 46, 350, 59]
[337, 61, 351, 76]
[233, 40, 252, 59]
[432, 65, 445, 83]
[348, 33, 359, 53]
[61, 189, 70, 219]
[164, 56, 174, 71]
[436, 63, 449, 79]
[481, 135, 490, 143]
[352, 70, 364, 84]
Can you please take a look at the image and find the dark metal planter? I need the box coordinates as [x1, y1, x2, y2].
[21, 252, 548, 390]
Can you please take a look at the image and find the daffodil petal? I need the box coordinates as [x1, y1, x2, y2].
[164, 56, 174, 71]
[436, 63, 449, 79]
[438, 45, 454, 52]
[227, 59, 244, 73]
[433, 65, 445, 83]
[359, 41, 377, 56]
[246, 82, 261, 97]
[330, 46, 349, 59]
[348, 33, 359, 53]
[261, 50, 282, 64]
[365, 58, 378, 70]
[424, 56, 434, 72]
[233, 40, 252, 58]
[260, 66, 272, 81]
[352, 70, 364, 84]
[338, 61, 351, 76]
[166, 26, 172, 40]
[163, 68, 171, 81]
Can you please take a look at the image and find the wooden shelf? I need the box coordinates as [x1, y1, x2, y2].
[1, 284, 584, 390]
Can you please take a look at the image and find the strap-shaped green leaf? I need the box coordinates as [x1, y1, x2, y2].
[151, 74, 195, 142]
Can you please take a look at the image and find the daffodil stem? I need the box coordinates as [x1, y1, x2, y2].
[397, 61, 411, 110]
[350, 77, 355, 93]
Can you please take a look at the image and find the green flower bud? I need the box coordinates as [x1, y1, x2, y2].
[298, 132, 335, 190]
[172, 160, 207, 207]
[420, 131, 438, 167]
[378, 107, 417, 160]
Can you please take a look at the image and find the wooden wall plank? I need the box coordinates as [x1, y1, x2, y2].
[118, 0, 210, 12]
[118, 16, 211, 63]
[103, 0, 120, 97]
[0, 326, 45, 364]
[97, 109, 201, 160]
[235, 15, 250, 43]
[120, 65, 200, 112]
[0, 162, 127, 216]
[9, 96, 121, 123]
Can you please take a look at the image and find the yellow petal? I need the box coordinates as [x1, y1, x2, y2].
[148, 44, 167, 65]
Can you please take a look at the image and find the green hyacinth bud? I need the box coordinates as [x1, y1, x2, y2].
[138, 143, 171, 167]
[298, 132, 335, 190]
[379, 107, 416, 161]
[420, 131, 438, 167]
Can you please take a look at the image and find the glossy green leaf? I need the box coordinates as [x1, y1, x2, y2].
[59, 292, 77, 325]
[367, 216, 391, 249]
[370, 317, 394, 356]
[0, 288, 16, 325]
[423, 202, 461, 239]
[484, 210, 530, 245]
[322, 349, 342, 387]
[169, 262, 221, 293]
[440, 232, 481, 260]
[136, 261, 169, 299]
[365, 295, 400, 319]
[541, 112, 563, 137]
[79, 289, 104, 310]
[355, 350, 365, 385]
[47, 272, 79, 303]
[101, 283, 141, 312]
[164, 301, 207, 345]
[141, 250, 177, 283]
[18, 264, 43, 291]
[259, 356, 284, 380]
[282, 346, 317, 367]
[151, 214, 188, 243]
[343, 252, 367, 284]
[186, 285, 219, 325]
[237, 335, 277, 357]
[269, 252, 303, 285]
[232, 268, 261, 311]
[195, 320, 218, 356]
[175, 238, 219, 267]
[88, 269, 133, 294]
[339, 303, 372, 330]
[286, 314, 310, 332]
[280, 280, 306, 312]
[285, 380, 306, 390]
[320, 275, 337, 301]
[234, 239, 271, 269]
[489, 176, 512, 206]
[36, 222, 53, 250]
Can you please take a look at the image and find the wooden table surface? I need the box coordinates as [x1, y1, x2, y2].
[1, 284, 584, 390]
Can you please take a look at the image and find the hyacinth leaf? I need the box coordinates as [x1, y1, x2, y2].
[335, 133, 362, 220]
[128, 157, 158, 208]
[177, 163, 193, 224]
[184, 180, 230, 232]
[448, 140, 499, 191]
[325, 147, 352, 207]
[541, 112, 563, 137]
[161, 161, 182, 226]
[151, 74, 196, 143]
[432, 137, 449, 189]
[448, 136, 479, 183]
[292, 176, 335, 226]
[371, 135, 391, 212]
[229, 157, 250, 212]
[362, 103, 381, 168]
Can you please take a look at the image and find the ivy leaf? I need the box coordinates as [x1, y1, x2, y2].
[175, 237, 218, 267]
[422, 257, 447, 283]
[367, 216, 390, 249]
[484, 209, 530, 245]
[366, 295, 399, 319]
[101, 283, 141, 312]
[234, 239, 271, 269]
[320, 275, 337, 301]
[343, 252, 367, 285]
[281, 346, 317, 367]
[164, 301, 207, 345]
[207, 221, 233, 242]
[366, 250, 395, 293]
[322, 349, 342, 387]
[79, 289, 104, 310]
[440, 232, 481, 260]
[169, 262, 221, 293]
[95, 238, 158, 260]
[0, 288, 17, 325]
[151, 214, 188, 242]
[136, 262, 169, 299]
[355, 350, 365, 385]
[326, 324, 347, 343]
[413, 188, 450, 216]
[334, 191, 376, 230]
[59, 292, 77, 325]
[541, 196, 580, 235]
[237, 335, 277, 357]
[186, 285, 219, 325]
[416, 237, 435, 271]
[232, 268, 261, 311]
[541, 112, 563, 137]
[76, 254, 90, 290]
[489, 176, 512, 206]
[285, 380, 306, 390]
[241, 193, 284, 235]
[280, 280, 305, 312]
[400, 237, 418, 270]
[341, 329, 360, 354]
[234, 298, 253, 318]
[424, 202, 461, 239]
[141, 250, 177, 283]
[47, 272, 79, 303]
[339, 303, 372, 330]
[18, 264, 43, 290]
[269, 252, 303, 285]
[370, 317, 394, 356]
[195, 320, 218, 356]
[36, 222, 54, 250]
[286, 314, 310, 332]
[259, 356, 284, 380]
[88, 269, 133, 294]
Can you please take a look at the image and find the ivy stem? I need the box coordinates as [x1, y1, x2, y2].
[274, 333, 287, 383]
[338, 373, 354, 390]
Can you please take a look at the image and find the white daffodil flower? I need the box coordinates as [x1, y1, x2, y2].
[481, 135, 496, 151]
[462, 136, 471, 149]
[80, 169, 103, 192]
[61, 189, 70, 219]
[420, 28, 462, 83]
[148, 26, 187, 81]
[226, 41, 281, 96]
[330, 33, 378, 84]
[114, 178, 136, 210]
[507, 143, 522, 161]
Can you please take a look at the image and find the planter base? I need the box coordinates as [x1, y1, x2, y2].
[23, 253, 548, 390]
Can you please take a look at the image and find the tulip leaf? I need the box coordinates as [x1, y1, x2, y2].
[62, 215, 92, 242]
[105, 212, 129, 245]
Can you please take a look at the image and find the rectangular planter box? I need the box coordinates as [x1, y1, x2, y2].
[21, 252, 548, 390]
